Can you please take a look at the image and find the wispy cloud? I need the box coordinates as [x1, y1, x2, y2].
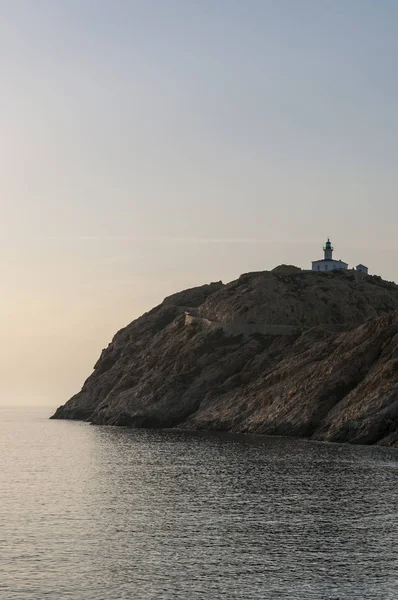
[54, 235, 319, 245]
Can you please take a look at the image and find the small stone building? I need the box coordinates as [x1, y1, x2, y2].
[356, 264, 369, 274]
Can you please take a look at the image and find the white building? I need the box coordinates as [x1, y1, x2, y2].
[356, 264, 369, 274]
[312, 239, 348, 272]
[311, 239, 369, 274]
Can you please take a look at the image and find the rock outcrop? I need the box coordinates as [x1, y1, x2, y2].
[51, 269, 398, 447]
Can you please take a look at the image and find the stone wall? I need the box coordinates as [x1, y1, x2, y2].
[184, 312, 297, 337]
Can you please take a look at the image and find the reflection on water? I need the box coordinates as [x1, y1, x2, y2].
[1, 407, 398, 599]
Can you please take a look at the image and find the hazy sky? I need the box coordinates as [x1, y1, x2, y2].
[2, 0, 398, 406]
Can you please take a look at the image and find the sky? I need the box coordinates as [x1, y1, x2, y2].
[1, 0, 398, 406]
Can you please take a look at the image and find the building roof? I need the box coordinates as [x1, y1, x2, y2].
[356, 264, 368, 269]
[312, 259, 348, 264]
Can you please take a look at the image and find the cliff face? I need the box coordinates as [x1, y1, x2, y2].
[52, 269, 398, 447]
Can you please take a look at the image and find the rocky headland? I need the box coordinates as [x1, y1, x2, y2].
[52, 267, 398, 447]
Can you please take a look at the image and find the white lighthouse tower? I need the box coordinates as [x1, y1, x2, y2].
[312, 238, 348, 272]
[324, 238, 333, 260]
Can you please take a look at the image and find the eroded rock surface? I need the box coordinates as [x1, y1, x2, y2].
[51, 269, 398, 447]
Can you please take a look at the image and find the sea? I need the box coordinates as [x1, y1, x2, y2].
[1, 406, 398, 600]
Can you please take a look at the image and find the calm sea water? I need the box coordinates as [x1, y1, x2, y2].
[1, 407, 398, 600]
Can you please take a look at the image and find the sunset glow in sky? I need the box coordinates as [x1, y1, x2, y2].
[2, 0, 398, 405]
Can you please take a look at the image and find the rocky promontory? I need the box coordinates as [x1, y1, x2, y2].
[52, 268, 398, 447]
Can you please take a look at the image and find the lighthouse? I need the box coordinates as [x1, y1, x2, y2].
[311, 238, 348, 272]
[324, 238, 333, 260]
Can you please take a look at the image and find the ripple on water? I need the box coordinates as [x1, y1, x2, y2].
[0, 407, 398, 600]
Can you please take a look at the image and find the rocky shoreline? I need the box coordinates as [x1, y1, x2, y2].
[52, 267, 398, 447]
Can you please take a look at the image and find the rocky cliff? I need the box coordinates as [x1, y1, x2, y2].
[51, 268, 398, 447]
